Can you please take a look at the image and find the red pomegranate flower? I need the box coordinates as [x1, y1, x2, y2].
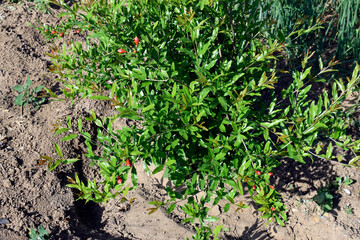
[134, 36, 139, 47]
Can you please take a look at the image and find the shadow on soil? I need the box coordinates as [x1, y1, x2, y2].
[225, 219, 271, 240]
[274, 157, 337, 195]
[54, 146, 132, 239]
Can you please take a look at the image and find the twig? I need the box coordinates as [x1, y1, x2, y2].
[307, 150, 327, 160]
[225, 4, 236, 57]
[144, 78, 169, 82]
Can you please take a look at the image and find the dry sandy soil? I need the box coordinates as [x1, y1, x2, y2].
[1, 2, 360, 240]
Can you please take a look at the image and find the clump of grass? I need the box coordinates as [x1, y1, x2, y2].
[260, 0, 360, 64]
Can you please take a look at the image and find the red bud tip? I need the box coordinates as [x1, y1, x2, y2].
[118, 49, 126, 54]
[126, 158, 131, 167]
[134, 36, 139, 47]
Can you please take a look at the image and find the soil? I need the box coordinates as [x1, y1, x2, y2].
[1, 2, 360, 240]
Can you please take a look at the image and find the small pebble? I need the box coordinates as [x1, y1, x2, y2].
[0, 218, 9, 225]
[312, 216, 319, 222]
[344, 188, 351, 195]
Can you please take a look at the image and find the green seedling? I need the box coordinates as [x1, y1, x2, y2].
[13, 76, 47, 115]
[344, 204, 353, 215]
[28, 0, 53, 14]
[333, 176, 354, 189]
[28, 225, 49, 240]
[314, 176, 354, 213]
[313, 186, 334, 213]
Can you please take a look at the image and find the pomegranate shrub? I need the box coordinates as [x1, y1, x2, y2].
[34, 0, 360, 238]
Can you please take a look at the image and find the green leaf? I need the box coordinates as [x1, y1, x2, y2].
[54, 143, 63, 158]
[62, 158, 79, 164]
[54, 128, 70, 135]
[25, 77, 32, 87]
[199, 87, 211, 100]
[237, 181, 244, 195]
[213, 225, 224, 237]
[205, 59, 217, 70]
[219, 124, 226, 133]
[110, 82, 117, 98]
[315, 143, 322, 154]
[265, 188, 275, 198]
[13, 85, 24, 92]
[37, 225, 48, 236]
[131, 166, 138, 187]
[303, 123, 327, 135]
[218, 97, 228, 110]
[49, 160, 62, 171]
[214, 151, 226, 160]
[349, 156, 360, 165]
[115, 108, 141, 120]
[167, 203, 176, 214]
[260, 119, 285, 128]
[130, 150, 144, 156]
[61, 134, 78, 141]
[14, 94, 24, 105]
[166, 159, 176, 166]
[224, 203, 230, 212]
[263, 128, 269, 140]
[57, 12, 72, 17]
[191, 173, 197, 186]
[78, 117, 82, 132]
[326, 143, 333, 159]
[66, 116, 72, 129]
[300, 67, 312, 81]
[88, 95, 112, 100]
[161, 70, 169, 79]
[239, 159, 251, 176]
[152, 165, 164, 174]
[179, 129, 188, 140]
[171, 82, 177, 98]
[198, 41, 211, 56]
[264, 141, 270, 153]
[204, 216, 219, 222]
[35, 86, 44, 93]
[142, 104, 155, 113]
[319, 57, 324, 70]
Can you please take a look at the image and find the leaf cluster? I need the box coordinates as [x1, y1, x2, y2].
[313, 176, 354, 213]
[13, 76, 47, 115]
[28, 225, 49, 240]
